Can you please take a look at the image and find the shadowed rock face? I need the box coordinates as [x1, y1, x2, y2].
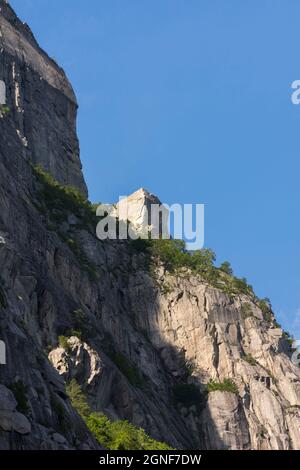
[1, 1, 300, 451]
[0, 0, 87, 196]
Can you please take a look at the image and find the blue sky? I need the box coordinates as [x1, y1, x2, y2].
[10, 0, 300, 338]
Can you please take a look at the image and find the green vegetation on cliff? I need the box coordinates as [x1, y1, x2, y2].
[32, 164, 97, 227]
[132, 238, 257, 298]
[86, 413, 172, 450]
[0, 104, 10, 116]
[242, 354, 257, 366]
[207, 378, 238, 395]
[31, 164, 99, 281]
[66, 379, 172, 450]
[32, 164, 277, 327]
[131, 238, 282, 330]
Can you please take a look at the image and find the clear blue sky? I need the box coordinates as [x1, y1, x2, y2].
[10, 0, 300, 339]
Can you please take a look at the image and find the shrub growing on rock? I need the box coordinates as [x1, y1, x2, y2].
[86, 413, 172, 450]
[207, 378, 238, 395]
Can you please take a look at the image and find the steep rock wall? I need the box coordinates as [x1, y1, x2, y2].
[0, 0, 87, 195]
[0, 1, 300, 451]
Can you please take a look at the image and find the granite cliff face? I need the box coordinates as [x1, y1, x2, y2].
[114, 188, 170, 238]
[0, 0, 87, 195]
[1, 1, 300, 450]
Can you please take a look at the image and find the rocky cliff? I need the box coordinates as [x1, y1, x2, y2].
[0, 0, 87, 195]
[1, 1, 300, 450]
